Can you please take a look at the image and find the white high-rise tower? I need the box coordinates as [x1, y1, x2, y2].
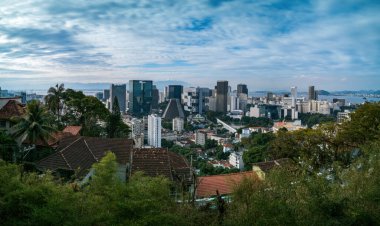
[148, 114, 161, 148]
[290, 86, 297, 108]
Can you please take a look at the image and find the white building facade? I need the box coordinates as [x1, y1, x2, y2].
[148, 114, 161, 148]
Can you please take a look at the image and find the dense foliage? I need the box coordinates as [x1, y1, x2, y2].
[1, 100, 379, 225]
[298, 112, 335, 128]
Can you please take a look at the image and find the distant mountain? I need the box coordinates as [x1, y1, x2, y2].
[317, 90, 330, 95]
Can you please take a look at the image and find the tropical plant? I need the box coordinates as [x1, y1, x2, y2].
[45, 83, 65, 120]
[10, 100, 55, 146]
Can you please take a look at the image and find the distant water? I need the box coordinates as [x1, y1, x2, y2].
[250, 92, 379, 104]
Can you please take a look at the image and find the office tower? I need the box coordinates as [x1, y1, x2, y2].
[182, 87, 211, 114]
[168, 85, 183, 100]
[110, 84, 126, 113]
[308, 86, 318, 100]
[103, 89, 110, 101]
[152, 85, 159, 110]
[128, 80, 153, 116]
[216, 81, 228, 113]
[237, 84, 248, 95]
[290, 86, 297, 108]
[162, 99, 185, 120]
[172, 117, 184, 132]
[230, 95, 240, 111]
[148, 114, 161, 148]
[267, 92, 274, 103]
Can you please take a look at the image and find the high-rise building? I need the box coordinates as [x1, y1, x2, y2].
[128, 80, 153, 116]
[168, 85, 183, 100]
[308, 86, 318, 101]
[152, 85, 159, 110]
[103, 89, 110, 101]
[110, 84, 126, 113]
[182, 87, 211, 114]
[95, 92, 103, 100]
[172, 117, 184, 132]
[216, 81, 228, 113]
[290, 86, 297, 108]
[148, 114, 161, 148]
[237, 84, 248, 95]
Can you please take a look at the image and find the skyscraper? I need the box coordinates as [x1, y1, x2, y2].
[216, 81, 228, 113]
[152, 85, 159, 110]
[237, 84, 248, 95]
[110, 84, 126, 113]
[128, 80, 153, 116]
[103, 89, 110, 101]
[148, 114, 161, 148]
[308, 86, 318, 100]
[168, 85, 183, 100]
[290, 86, 297, 108]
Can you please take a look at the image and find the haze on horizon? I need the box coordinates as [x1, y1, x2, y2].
[0, 0, 379, 91]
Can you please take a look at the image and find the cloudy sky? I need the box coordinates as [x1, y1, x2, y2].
[0, 0, 379, 91]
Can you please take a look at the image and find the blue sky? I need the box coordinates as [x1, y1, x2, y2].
[0, 0, 379, 91]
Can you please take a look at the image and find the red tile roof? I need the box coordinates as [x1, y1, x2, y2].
[62, 126, 82, 136]
[0, 100, 25, 120]
[196, 171, 258, 198]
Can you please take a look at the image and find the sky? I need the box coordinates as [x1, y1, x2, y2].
[0, 0, 379, 91]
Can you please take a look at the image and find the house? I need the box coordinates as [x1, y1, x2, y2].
[223, 143, 233, 153]
[196, 171, 258, 198]
[207, 160, 234, 169]
[0, 99, 25, 132]
[252, 158, 291, 179]
[37, 136, 193, 185]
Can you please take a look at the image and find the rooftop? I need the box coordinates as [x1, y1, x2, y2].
[196, 171, 258, 198]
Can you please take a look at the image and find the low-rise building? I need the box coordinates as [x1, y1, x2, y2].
[172, 117, 184, 132]
[195, 130, 207, 146]
[229, 152, 244, 170]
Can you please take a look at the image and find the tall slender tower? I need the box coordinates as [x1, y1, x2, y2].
[216, 81, 228, 113]
[148, 114, 161, 148]
[290, 86, 297, 108]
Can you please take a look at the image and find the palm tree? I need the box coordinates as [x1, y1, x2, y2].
[45, 83, 65, 120]
[10, 100, 56, 146]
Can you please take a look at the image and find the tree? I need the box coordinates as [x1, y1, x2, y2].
[337, 102, 380, 147]
[0, 131, 18, 162]
[63, 91, 109, 136]
[45, 83, 65, 120]
[105, 97, 130, 138]
[10, 100, 55, 146]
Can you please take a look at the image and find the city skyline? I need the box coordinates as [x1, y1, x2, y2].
[1, 0, 379, 90]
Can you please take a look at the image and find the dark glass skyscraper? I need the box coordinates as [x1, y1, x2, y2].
[237, 84, 248, 95]
[216, 81, 228, 113]
[308, 86, 318, 100]
[110, 84, 126, 113]
[128, 80, 153, 116]
[168, 85, 183, 100]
